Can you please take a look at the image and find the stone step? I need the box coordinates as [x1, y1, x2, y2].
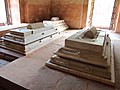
[50, 55, 111, 79]
[46, 59, 115, 86]
[0, 45, 24, 61]
[55, 47, 109, 68]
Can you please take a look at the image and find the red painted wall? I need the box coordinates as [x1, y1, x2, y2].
[50, 0, 88, 28]
[115, 0, 120, 33]
[19, 0, 88, 28]
[19, 0, 51, 23]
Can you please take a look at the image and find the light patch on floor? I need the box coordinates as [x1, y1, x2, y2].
[0, 59, 10, 67]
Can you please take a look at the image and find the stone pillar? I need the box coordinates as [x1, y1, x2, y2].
[110, 0, 119, 30]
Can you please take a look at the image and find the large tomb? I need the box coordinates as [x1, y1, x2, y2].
[46, 27, 115, 86]
[1, 22, 59, 55]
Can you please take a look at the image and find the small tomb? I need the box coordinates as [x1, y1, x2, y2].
[43, 17, 69, 32]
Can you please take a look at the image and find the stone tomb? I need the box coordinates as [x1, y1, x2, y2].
[2, 26, 58, 55]
[46, 27, 115, 86]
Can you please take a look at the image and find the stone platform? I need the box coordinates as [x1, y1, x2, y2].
[0, 30, 116, 90]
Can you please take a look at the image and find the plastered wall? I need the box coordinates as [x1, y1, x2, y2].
[19, 0, 51, 23]
[50, 0, 88, 28]
[19, 0, 88, 28]
[115, 0, 120, 33]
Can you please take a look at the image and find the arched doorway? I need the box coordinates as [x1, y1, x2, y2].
[86, 0, 116, 29]
[0, 0, 7, 26]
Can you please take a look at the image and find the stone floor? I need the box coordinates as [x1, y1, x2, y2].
[0, 30, 120, 90]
